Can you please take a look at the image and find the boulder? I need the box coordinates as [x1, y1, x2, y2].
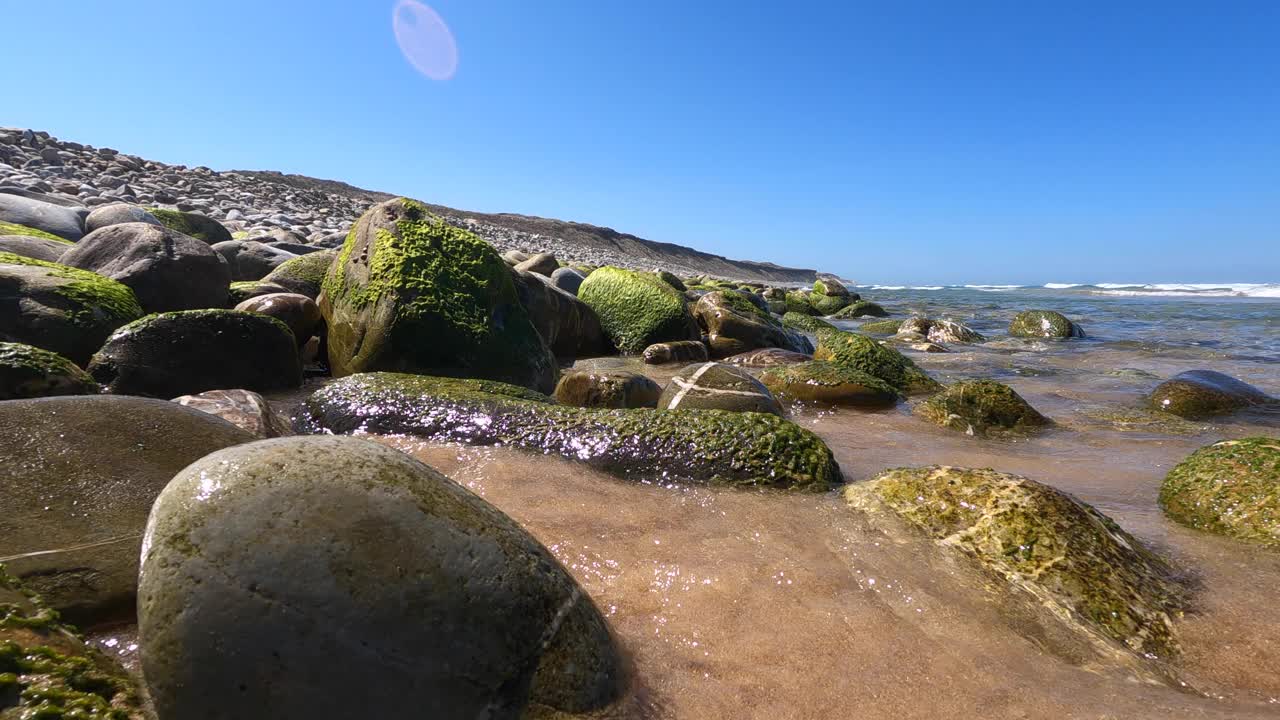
[784, 290, 818, 315]
[723, 347, 812, 367]
[0, 395, 253, 623]
[578, 266, 700, 354]
[550, 266, 586, 295]
[1009, 309, 1084, 339]
[148, 207, 233, 244]
[87, 309, 302, 398]
[211, 239, 297, 280]
[642, 339, 708, 364]
[782, 311, 837, 335]
[511, 268, 611, 360]
[138, 436, 623, 720]
[1160, 437, 1280, 546]
[0, 192, 86, 241]
[0, 341, 98, 400]
[228, 279, 291, 305]
[554, 369, 661, 408]
[813, 327, 941, 394]
[847, 466, 1186, 661]
[0, 233, 73, 262]
[1147, 370, 1275, 419]
[693, 291, 813, 359]
[0, 252, 143, 365]
[513, 251, 559, 276]
[831, 300, 888, 318]
[262, 249, 337, 299]
[914, 380, 1049, 435]
[760, 360, 898, 407]
[172, 388, 294, 437]
[320, 199, 557, 393]
[298, 373, 840, 491]
[60, 222, 230, 312]
[655, 269, 686, 292]
[501, 249, 530, 266]
[762, 287, 787, 314]
[235, 292, 322, 346]
[657, 361, 784, 416]
[926, 318, 985, 344]
[84, 202, 162, 232]
[808, 278, 851, 315]
[858, 319, 903, 335]
[0, 220, 71, 243]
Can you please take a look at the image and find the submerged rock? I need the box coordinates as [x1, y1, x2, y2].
[578, 266, 700, 354]
[914, 380, 1050, 436]
[847, 466, 1186, 661]
[0, 342, 98, 399]
[172, 388, 293, 437]
[782, 311, 836, 335]
[555, 369, 661, 408]
[139, 435, 623, 720]
[298, 373, 840, 491]
[87, 309, 302, 398]
[831, 300, 888, 318]
[0, 395, 253, 623]
[1009, 309, 1084, 339]
[858, 319, 903, 335]
[320, 199, 557, 393]
[657, 361, 784, 415]
[1147, 370, 1275, 419]
[813, 328, 941, 395]
[723, 347, 813, 367]
[694, 291, 812, 358]
[642, 339, 708, 364]
[760, 360, 899, 407]
[1160, 437, 1280, 547]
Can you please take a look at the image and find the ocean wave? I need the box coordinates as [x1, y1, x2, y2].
[963, 284, 1024, 292]
[858, 285, 945, 291]
[1044, 283, 1280, 298]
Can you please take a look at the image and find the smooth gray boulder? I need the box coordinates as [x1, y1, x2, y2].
[0, 192, 87, 241]
[0, 234, 71, 262]
[84, 202, 162, 232]
[212, 239, 297, 281]
[657, 361, 784, 415]
[550, 266, 586, 295]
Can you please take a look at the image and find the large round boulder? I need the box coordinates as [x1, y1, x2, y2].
[813, 327, 941, 395]
[84, 202, 162, 232]
[148, 207, 233, 244]
[914, 380, 1049, 436]
[320, 199, 557, 393]
[0, 233, 73, 262]
[0, 341, 98, 399]
[554, 369, 661, 408]
[514, 251, 559, 276]
[263, 249, 337, 299]
[1160, 437, 1279, 546]
[212, 239, 297, 280]
[657, 361, 784, 415]
[59, 222, 231, 312]
[693, 291, 812, 358]
[1009, 309, 1084, 339]
[235, 292, 322, 346]
[761, 360, 898, 407]
[511, 268, 611, 360]
[87, 309, 302, 398]
[0, 192, 86, 241]
[1148, 370, 1275, 419]
[550, 266, 586, 295]
[0, 252, 143, 364]
[578, 266, 700, 354]
[0, 395, 253, 623]
[138, 436, 623, 720]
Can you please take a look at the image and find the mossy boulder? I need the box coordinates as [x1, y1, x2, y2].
[0, 565, 146, 719]
[298, 372, 840, 491]
[858, 319, 903, 335]
[808, 288, 850, 316]
[0, 234, 75, 263]
[0, 220, 69, 243]
[578, 266, 700, 354]
[784, 290, 818, 315]
[1160, 437, 1280, 546]
[0, 342, 98, 400]
[760, 360, 898, 407]
[782, 311, 836, 335]
[847, 466, 1186, 660]
[642, 339, 708, 365]
[87, 309, 302, 398]
[813, 328, 941, 395]
[811, 277, 850, 298]
[723, 347, 812, 367]
[0, 252, 143, 365]
[320, 199, 557, 393]
[654, 269, 686, 292]
[262, 249, 337, 299]
[138, 436, 623, 720]
[914, 380, 1049, 435]
[1009, 309, 1084, 339]
[657, 361, 784, 415]
[694, 291, 811, 358]
[831, 300, 888, 318]
[554, 369, 661, 408]
[1147, 370, 1275, 419]
[148, 207, 233, 244]
[227, 280, 290, 306]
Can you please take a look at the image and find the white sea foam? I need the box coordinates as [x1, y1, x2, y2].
[1041, 282, 1280, 298]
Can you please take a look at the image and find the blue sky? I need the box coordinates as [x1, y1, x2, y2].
[3, 1, 1277, 284]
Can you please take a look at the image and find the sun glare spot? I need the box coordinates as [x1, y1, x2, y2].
[392, 0, 458, 81]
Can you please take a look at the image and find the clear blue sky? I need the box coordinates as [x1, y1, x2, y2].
[4, 1, 1277, 284]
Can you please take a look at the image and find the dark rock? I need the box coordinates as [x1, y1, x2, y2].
[212, 239, 297, 280]
[554, 369, 661, 408]
[0, 192, 86, 241]
[0, 341, 98, 399]
[511, 268, 611, 360]
[642, 339, 709, 364]
[657, 361, 784, 415]
[1148, 370, 1275, 419]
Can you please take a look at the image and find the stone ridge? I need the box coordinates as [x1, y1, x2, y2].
[1, 127, 817, 283]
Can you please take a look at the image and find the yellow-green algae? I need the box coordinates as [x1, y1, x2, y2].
[781, 312, 835, 335]
[1009, 309, 1083, 339]
[0, 342, 99, 400]
[1160, 437, 1280, 547]
[830, 300, 888, 319]
[577, 266, 699, 354]
[299, 372, 840, 491]
[0, 222, 71, 244]
[846, 466, 1186, 661]
[813, 328, 941, 395]
[0, 252, 142, 329]
[914, 380, 1049, 436]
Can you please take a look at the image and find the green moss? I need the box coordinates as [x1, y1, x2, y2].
[848, 466, 1186, 660]
[147, 207, 232, 244]
[1160, 437, 1280, 546]
[299, 372, 841, 491]
[914, 380, 1049, 436]
[858, 319, 903, 335]
[1009, 310, 1082, 339]
[783, 291, 817, 315]
[808, 293, 849, 316]
[831, 300, 888, 319]
[0, 343, 99, 400]
[0, 221, 70, 244]
[578, 266, 698, 354]
[1147, 370, 1273, 419]
[760, 360, 899, 407]
[654, 270, 686, 292]
[782, 312, 835, 334]
[813, 328, 941, 394]
[0, 252, 143, 329]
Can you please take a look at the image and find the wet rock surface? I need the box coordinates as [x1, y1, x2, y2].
[657, 362, 784, 416]
[914, 380, 1050, 436]
[1160, 437, 1280, 547]
[1148, 369, 1276, 419]
[554, 369, 661, 408]
[0, 341, 98, 400]
[171, 388, 293, 437]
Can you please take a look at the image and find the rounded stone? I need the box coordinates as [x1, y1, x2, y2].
[642, 339, 709, 365]
[760, 360, 899, 407]
[1148, 370, 1275, 419]
[0, 234, 73, 262]
[171, 388, 293, 438]
[84, 202, 162, 232]
[554, 369, 661, 408]
[723, 347, 813, 367]
[0, 341, 98, 400]
[138, 436, 622, 720]
[550, 266, 586, 295]
[1160, 437, 1280, 546]
[263, 249, 337, 299]
[914, 379, 1050, 436]
[658, 361, 784, 415]
[514, 251, 559, 276]
[235, 292, 322, 346]
[1009, 309, 1084, 339]
[212, 239, 297, 281]
[831, 300, 889, 318]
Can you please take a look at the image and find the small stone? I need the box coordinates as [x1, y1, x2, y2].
[172, 388, 293, 437]
[642, 339, 708, 364]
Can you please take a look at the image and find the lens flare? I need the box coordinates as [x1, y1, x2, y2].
[392, 0, 458, 81]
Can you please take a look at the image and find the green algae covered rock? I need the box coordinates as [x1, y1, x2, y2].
[813, 328, 941, 395]
[578, 266, 699, 354]
[320, 199, 557, 393]
[1009, 309, 1084, 339]
[262, 249, 336, 299]
[914, 379, 1049, 436]
[0, 220, 70, 243]
[148, 207, 233, 244]
[1160, 437, 1280, 547]
[782, 311, 836, 335]
[1148, 370, 1275, 419]
[760, 360, 898, 407]
[808, 291, 850, 316]
[0, 251, 144, 365]
[847, 466, 1186, 660]
[784, 290, 818, 316]
[298, 372, 841, 491]
[858, 319, 903, 335]
[0, 565, 146, 719]
[831, 300, 888, 318]
[0, 342, 98, 400]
